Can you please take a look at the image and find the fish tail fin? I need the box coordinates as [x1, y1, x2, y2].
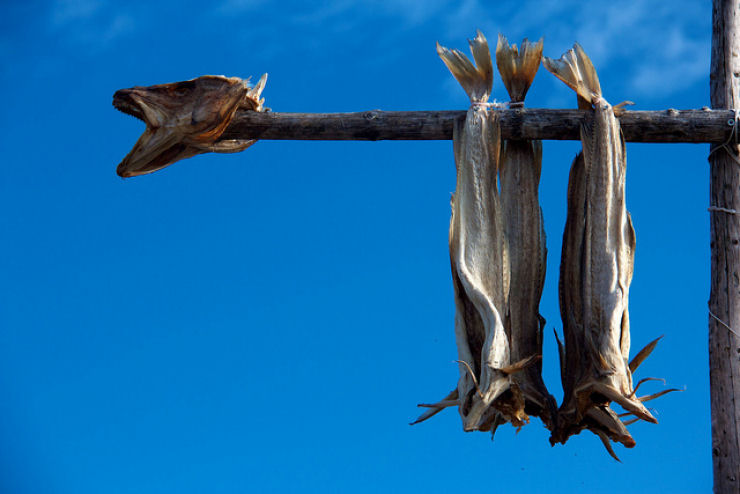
[437, 30, 493, 103]
[495, 34, 543, 103]
[543, 43, 601, 109]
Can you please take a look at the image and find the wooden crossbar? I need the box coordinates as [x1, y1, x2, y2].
[220, 108, 737, 143]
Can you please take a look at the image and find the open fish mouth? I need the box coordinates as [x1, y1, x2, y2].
[112, 88, 147, 122]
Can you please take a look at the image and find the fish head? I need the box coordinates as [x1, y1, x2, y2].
[113, 75, 249, 177]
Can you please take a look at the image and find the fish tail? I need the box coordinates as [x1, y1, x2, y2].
[543, 43, 602, 108]
[437, 30, 493, 103]
[495, 34, 543, 103]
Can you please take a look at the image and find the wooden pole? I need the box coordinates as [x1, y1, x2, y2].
[219, 109, 735, 143]
[709, 1, 740, 492]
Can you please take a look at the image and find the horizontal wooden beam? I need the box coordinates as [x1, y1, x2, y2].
[219, 108, 737, 143]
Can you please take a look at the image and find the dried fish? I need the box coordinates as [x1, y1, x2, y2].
[113, 74, 267, 177]
[414, 31, 537, 433]
[496, 35, 557, 430]
[544, 44, 675, 452]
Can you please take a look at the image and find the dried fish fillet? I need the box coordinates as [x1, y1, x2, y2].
[496, 35, 557, 429]
[414, 31, 536, 433]
[544, 44, 673, 452]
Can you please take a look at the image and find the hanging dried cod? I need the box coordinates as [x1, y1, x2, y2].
[113, 74, 267, 177]
[496, 35, 557, 430]
[544, 44, 675, 457]
[413, 31, 540, 433]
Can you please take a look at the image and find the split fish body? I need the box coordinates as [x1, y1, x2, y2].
[443, 31, 519, 431]
[545, 44, 661, 452]
[414, 32, 534, 432]
[450, 104, 516, 430]
[496, 35, 556, 429]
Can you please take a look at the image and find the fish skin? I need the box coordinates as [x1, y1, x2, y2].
[113, 73, 267, 177]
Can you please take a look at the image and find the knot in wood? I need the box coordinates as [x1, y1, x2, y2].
[364, 110, 381, 121]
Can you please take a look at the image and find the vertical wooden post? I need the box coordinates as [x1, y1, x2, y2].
[710, 1, 740, 492]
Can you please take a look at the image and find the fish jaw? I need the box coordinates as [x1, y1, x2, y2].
[116, 127, 202, 178]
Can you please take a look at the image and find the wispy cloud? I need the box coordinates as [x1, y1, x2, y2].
[213, 0, 268, 15]
[50, 0, 102, 27]
[435, 0, 709, 98]
[213, 0, 447, 29]
[48, 0, 135, 53]
[630, 26, 708, 96]
[372, 0, 449, 28]
[212, 0, 708, 101]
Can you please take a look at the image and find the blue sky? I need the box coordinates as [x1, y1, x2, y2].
[1, 1, 713, 492]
